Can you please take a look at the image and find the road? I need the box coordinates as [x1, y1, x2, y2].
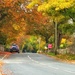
[2, 53, 75, 75]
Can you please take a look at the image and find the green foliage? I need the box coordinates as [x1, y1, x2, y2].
[6, 38, 17, 44]
[46, 52, 55, 56]
[48, 36, 54, 44]
[23, 36, 38, 53]
[59, 6, 75, 21]
[58, 23, 75, 34]
[0, 8, 8, 27]
[0, 32, 7, 45]
[48, 52, 55, 56]
[60, 43, 67, 49]
[22, 36, 46, 53]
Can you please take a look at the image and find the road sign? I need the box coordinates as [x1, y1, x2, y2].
[48, 44, 52, 49]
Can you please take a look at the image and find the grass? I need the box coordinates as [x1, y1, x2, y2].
[56, 54, 75, 60]
[44, 52, 75, 61]
[47, 52, 56, 56]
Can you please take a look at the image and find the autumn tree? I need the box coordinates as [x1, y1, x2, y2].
[27, 0, 75, 54]
[24, 9, 54, 43]
[0, 0, 27, 45]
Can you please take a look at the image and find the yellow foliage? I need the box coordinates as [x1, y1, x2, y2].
[61, 38, 66, 43]
[27, 0, 40, 8]
[29, 0, 75, 12]
[58, 0, 74, 10]
[32, 0, 40, 3]
[55, 7, 59, 10]
[27, 2, 35, 8]
[12, 24, 20, 30]
[40, 41, 45, 48]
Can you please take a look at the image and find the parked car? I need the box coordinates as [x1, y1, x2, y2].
[10, 44, 19, 53]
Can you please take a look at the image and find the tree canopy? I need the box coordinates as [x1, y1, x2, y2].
[0, 0, 75, 53]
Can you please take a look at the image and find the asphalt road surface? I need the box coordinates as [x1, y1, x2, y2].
[2, 53, 75, 75]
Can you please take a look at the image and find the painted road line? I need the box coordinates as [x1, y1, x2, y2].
[28, 55, 59, 70]
[28, 55, 75, 74]
[64, 70, 75, 74]
[0, 55, 7, 60]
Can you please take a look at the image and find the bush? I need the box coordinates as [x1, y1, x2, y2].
[0, 32, 7, 45]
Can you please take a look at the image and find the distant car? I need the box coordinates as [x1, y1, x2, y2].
[10, 44, 19, 53]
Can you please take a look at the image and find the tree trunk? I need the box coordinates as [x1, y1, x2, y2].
[57, 32, 62, 48]
[45, 37, 49, 44]
[54, 20, 58, 55]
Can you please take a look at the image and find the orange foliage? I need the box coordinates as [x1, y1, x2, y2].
[4, 0, 17, 7]
[0, 0, 52, 46]
[25, 9, 50, 25]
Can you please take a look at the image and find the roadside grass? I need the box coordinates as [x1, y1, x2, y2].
[47, 52, 56, 56]
[56, 54, 75, 60]
[43, 52, 75, 64]
[44, 52, 75, 61]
